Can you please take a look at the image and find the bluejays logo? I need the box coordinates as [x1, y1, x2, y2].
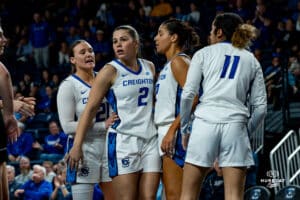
[78, 166, 90, 177]
[121, 157, 130, 168]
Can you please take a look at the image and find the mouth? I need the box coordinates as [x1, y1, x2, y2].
[116, 49, 124, 55]
[85, 58, 94, 64]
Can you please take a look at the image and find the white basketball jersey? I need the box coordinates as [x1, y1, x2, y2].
[154, 53, 189, 126]
[106, 58, 156, 139]
[183, 42, 266, 123]
[57, 74, 110, 138]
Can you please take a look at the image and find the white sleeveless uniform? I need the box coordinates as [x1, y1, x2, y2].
[154, 53, 188, 167]
[106, 58, 161, 177]
[57, 74, 111, 183]
[180, 42, 267, 167]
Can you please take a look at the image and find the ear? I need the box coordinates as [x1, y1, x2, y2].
[170, 33, 178, 43]
[70, 57, 75, 65]
[216, 28, 223, 39]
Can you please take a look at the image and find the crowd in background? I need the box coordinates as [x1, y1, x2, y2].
[1, 0, 300, 199]
[0, 0, 300, 114]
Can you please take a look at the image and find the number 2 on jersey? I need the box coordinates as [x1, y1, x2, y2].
[220, 55, 240, 79]
[138, 87, 149, 106]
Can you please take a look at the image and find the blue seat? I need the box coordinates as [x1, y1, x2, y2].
[275, 185, 300, 200]
[244, 185, 271, 200]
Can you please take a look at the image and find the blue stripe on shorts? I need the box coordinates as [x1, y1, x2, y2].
[108, 132, 118, 177]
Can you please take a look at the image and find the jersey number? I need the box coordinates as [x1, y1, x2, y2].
[220, 55, 240, 79]
[96, 102, 110, 122]
[138, 87, 149, 106]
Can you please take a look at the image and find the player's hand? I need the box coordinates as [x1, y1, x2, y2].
[181, 133, 190, 151]
[13, 96, 36, 117]
[66, 145, 83, 170]
[105, 112, 119, 129]
[161, 128, 176, 156]
[4, 114, 20, 143]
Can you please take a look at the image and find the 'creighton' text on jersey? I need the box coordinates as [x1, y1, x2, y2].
[123, 78, 153, 86]
[106, 58, 156, 139]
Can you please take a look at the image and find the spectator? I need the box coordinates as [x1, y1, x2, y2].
[139, 0, 152, 17]
[15, 156, 33, 185]
[7, 122, 35, 162]
[29, 12, 54, 69]
[264, 53, 282, 108]
[150, 0, 173, 18]
[57, 42, 70, 72]
[43, 160, 57, 183]
[6, 165, 22, 200]
[186, 2, 201, 25]
[35, 121, 68, 163]
[14, 164, 53, 200]
[16, 36, 33, 66]
[50, 165, 72, 200]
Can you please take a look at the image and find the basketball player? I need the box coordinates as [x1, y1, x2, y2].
[0, 50, 17, 200]
[57, 40, 116, 200]
[154, 19, 199, 199]
[180, 13, 267, 200]
[68, 25, 161, 200]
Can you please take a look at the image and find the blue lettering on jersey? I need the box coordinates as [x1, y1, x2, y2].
[159, 74, 166, 80]
[123, 78, 153, 86]
[82, 97, 88, 104]
[220, 55, 240, 79]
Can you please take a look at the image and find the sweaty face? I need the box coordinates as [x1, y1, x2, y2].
[71, 41, 95, 71]
[154, 24, 172, 55]
[112, 29, 138, 61]
[0, 27, 7, 55]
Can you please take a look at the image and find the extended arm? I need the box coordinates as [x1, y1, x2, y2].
[0, 62, 19, 142]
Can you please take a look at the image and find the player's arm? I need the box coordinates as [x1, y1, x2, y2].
[161, 56, 198, 153]
[68, 64, 116, 168]
[0, 62, 14, 117]
[0, 62, 19, 142]
[57, 80, 77, 136]
[180, 51, 204, 149]
[248, 60, 267, 135]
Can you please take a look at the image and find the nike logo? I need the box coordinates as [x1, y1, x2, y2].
[81, 90, 87, 94]
[121, 74, 128, 77]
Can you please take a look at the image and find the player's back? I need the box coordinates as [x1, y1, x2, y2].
[194, 42, 260, 123]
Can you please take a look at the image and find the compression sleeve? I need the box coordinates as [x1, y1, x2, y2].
[57, 80, 77, 136]
[180, 50, 203, 134]
[57, 80, 106, 136]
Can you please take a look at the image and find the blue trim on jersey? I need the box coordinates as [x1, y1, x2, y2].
[175, 85, 182, 117]
[106, 89, 120, 129]
[108, 132, 118, 177]
[173, 85, 185, 167]
[173, 129, 186, 167]
[71, 74, 92, 88]
[113, 59, 142, 75]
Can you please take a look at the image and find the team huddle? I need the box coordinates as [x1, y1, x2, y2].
[1, 12, 267, 200]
